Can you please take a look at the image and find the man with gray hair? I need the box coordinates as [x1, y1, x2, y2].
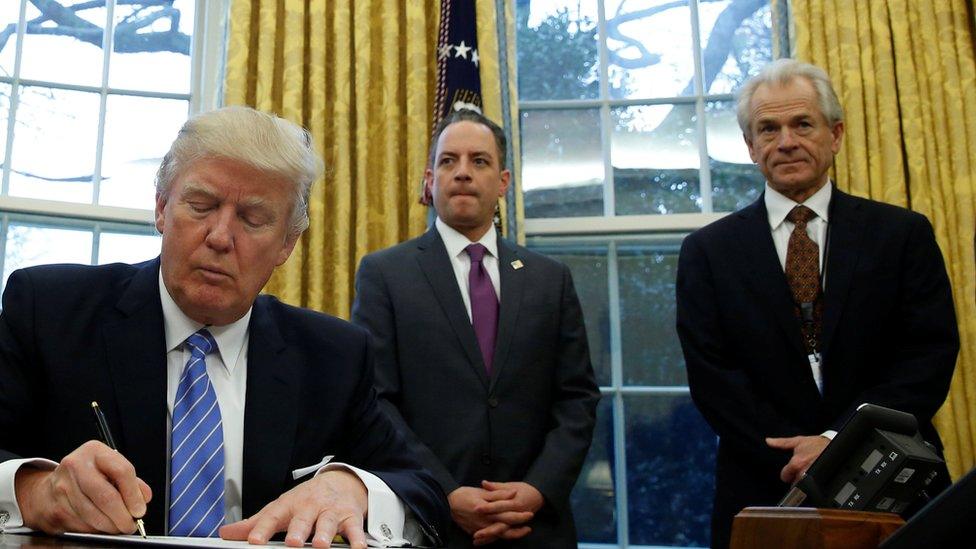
[676, 59, 958, 548]
[0, 106, 448, 548]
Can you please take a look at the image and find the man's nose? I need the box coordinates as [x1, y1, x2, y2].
[777, 128, 798, 149]
[453, 158, 473, 180]
[205, 208, 235, 251]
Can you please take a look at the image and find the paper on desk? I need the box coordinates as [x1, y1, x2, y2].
[62, 533, 357, 548]
[63, 533, 349, 548]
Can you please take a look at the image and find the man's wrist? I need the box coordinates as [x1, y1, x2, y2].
[13, 466, 47, 528]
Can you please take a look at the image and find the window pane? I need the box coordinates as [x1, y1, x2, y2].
[604, 0, 695, 99]
[516, 1, 600, 101]
[3, 223, 93, 285]
[108, 0, 193, 93]
[521, 108, 604, 218]
[0, 1, 21, 76]
[619, 239, 685, 386]
[613, 105, 700, 215]
[0, 83, 10, 167]
[533, 243, 611, 386]
[9, 86, 99, 204]
[101, 95, 187, 208]
[625, 394, 715, 547]
[700, 1, 772, 95]
[571, 397, 616, 543]
[98, 231, 160, 265]
[706, 101, 763, 212]
[19, 1, 106, 87]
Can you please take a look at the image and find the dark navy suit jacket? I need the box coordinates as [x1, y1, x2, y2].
[0, 258, 449, 542]
[676, 188, 959, 548]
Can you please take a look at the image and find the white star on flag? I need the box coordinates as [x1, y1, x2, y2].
[454, 40, 471, 59]
[471, 49, 479, 67]
[438, 43, 453, 59]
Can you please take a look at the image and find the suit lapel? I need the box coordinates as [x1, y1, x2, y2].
[734, 199, 809, 358]
[102, 258, 169, 531]
[490, 238, 524, 390]
[241, 297, 300, 517]
[416, 229, 489, 387]
[820, 189, 864, 358]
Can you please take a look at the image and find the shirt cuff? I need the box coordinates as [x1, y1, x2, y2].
[320, 463, 418, 547]
[821, 430, 838, 440]
[0, 458, 57, 531]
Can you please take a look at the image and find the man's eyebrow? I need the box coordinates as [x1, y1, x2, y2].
[179, 182, 217, 199]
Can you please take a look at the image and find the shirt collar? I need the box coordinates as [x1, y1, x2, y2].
[765, 180, 832, 231]
[158, 270, 251, 373]
[435, 217, 498, 260]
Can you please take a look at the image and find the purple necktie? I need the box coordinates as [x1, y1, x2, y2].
[466, 243, 498, 374]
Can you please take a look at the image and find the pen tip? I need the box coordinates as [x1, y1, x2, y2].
[91, 401, 98, 408]
[137, 519, 147, 539]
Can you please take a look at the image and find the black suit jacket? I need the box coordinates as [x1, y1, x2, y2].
[676, 188, 959, 548]
[351, 229, 600, 548]
[0, 258, 449, 542]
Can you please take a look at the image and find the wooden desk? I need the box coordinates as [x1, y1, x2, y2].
[1, 533, 118, 549]
[731, 507, 904, 549]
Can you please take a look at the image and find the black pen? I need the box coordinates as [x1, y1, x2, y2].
[91, 401, 148, 538]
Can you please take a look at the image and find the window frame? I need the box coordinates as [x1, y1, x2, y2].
[511, 0, 790, 546]
[0, 0, 230, 225]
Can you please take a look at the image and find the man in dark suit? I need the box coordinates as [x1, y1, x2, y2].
[0, 107, 448, 547]
[351, 109, 600, 548]
[676, 59, 959, 548]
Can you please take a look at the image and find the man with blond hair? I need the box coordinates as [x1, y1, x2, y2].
[0, 106, 448, 548]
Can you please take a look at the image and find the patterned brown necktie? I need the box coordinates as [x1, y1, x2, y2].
[785, 205, 822, 353]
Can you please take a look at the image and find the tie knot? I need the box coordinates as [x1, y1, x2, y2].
[466, 243, 488, 263]
[186, 329, 217, 356]
[787, 205, 817, 226]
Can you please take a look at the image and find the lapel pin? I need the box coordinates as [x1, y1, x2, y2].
[511, 259, 524, 270]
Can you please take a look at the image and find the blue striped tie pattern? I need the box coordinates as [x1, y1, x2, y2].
[168, 329, 225, 537]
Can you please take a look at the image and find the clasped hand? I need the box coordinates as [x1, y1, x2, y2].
[449, 481, 543, 546]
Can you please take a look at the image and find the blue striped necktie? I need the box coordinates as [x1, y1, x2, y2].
[169, 329, 225, 537]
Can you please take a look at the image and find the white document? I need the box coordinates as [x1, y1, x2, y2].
[63, 533, 356, 548]
[63, 532, 421, 548]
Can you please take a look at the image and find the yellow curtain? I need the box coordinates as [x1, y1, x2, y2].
[793, 0, 976, 479]
[224, 1, 506, 318]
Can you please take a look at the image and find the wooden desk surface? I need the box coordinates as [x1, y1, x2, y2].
[1, 533, 126, 549]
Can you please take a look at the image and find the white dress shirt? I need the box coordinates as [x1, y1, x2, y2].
[435, 217, 501, 318]
[0, 272, 420, 546]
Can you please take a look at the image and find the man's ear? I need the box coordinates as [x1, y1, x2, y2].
[498, 169, 511, 197]
[276, 232, 300, 267]
[830, 121, 845, 154]
[154, 192, 168, 234]
[423, 167, 435, 201]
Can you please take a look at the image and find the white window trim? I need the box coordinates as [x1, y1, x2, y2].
[0, 0, 230, 225]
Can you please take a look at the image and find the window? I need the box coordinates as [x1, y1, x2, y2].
[0, 0, 228, 291]
[515, 0, 783, 546]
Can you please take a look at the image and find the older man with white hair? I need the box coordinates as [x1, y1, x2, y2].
[676, 59, 958, 548]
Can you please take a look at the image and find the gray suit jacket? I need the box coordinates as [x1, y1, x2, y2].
[352, 228, 600, 548]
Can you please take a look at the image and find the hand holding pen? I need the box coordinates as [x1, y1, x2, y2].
[92, 401, 148, 538]
[11, 404, 152, 536]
